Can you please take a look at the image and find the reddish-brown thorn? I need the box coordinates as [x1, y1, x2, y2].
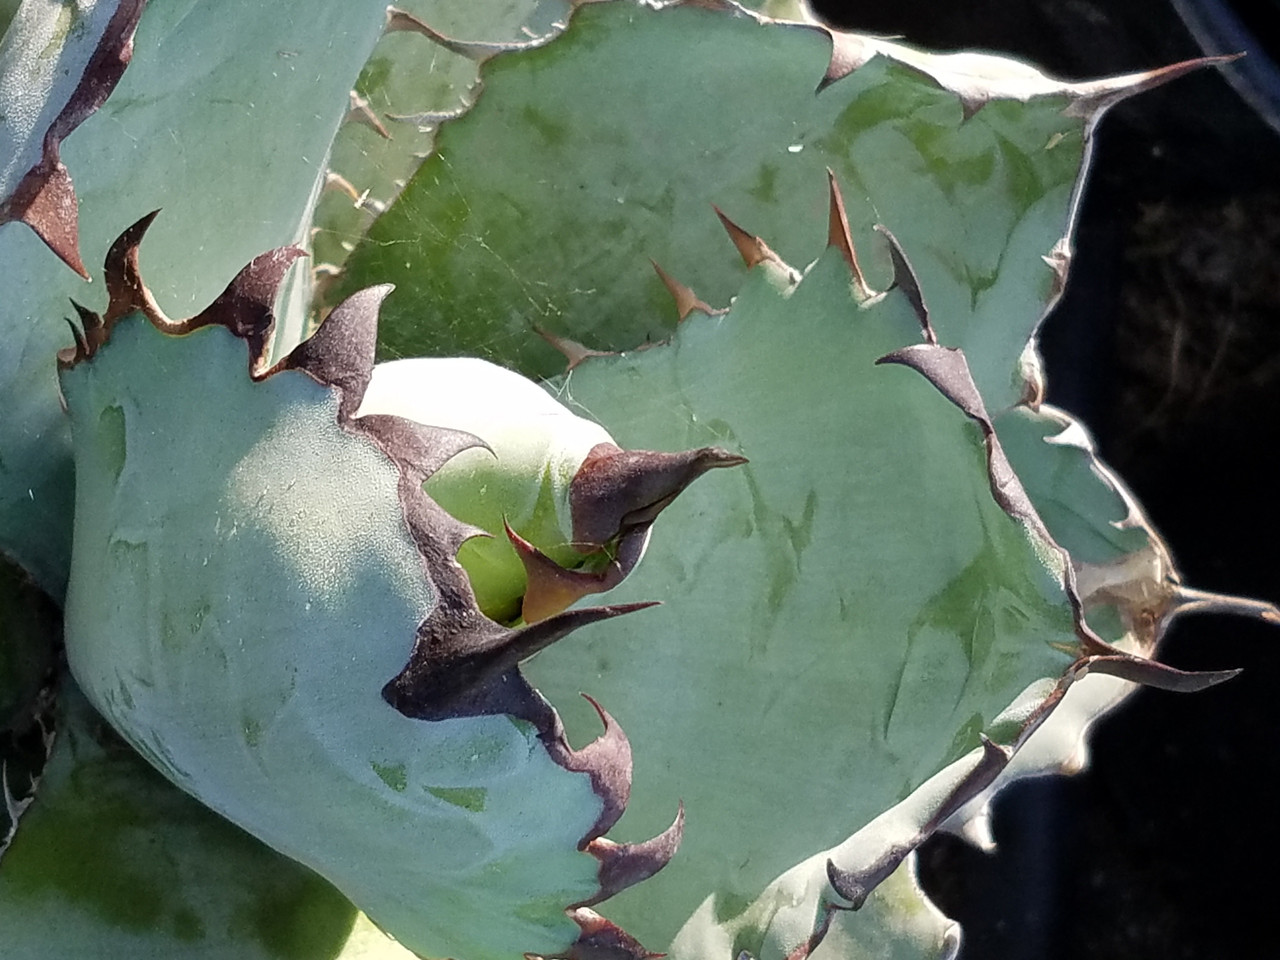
[649, 261, 715, 320]
[570, 444, 748, 549]
[819, 30, 876, 92]
[277, 283, 391, 413]
[346, 91, 390, 139]
[826, 736, 1009, 909]
[99, 210, 170, 333]
[559, 908, 665, 960]
[574, 803, 685, 908]
[713, 205, 778, 269]
[1042, 240, 1072, 303]
[959, 95, 988, 122]
[4, 162, 87, 278]
[57, 311, 91, 369]
[536, 327, 615, 371]
[825, 169, 873, 300]
[1166, 586, 1280, 627]
[386, 104, 472, 128]
[324, 171, 363, 202]
[504, 521, 630, 624]
[0, 0, 145, 278]
[556, 694, 632, 843]
[185, 245, 308, 374]
[783, 901, 847, 960]
[1070, 54, 1246, 116]
[1080, 654, 1241, 693]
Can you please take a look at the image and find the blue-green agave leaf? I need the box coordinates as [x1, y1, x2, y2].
[0, 0, 392, 598]
[57, 220, 708, 959]
[0, 0, 143, 596]
[519, 195, 1239, 957]
[0, 0, 142, 275]
[314, 0, 573, 272]
[338, 0, 1215, 409]
[1, 677, 420, 960]
[935, 404, 1280, 849]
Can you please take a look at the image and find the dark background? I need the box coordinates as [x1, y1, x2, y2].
[809, 1, 1280, 957]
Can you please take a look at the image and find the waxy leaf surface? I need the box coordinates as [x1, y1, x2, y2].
[1, 0, 391, 595]
[343, 0, 1132, 407]
[0, 678, 418, 960]
[60, 312, 613, 959]
[524, 248, 1081, 954]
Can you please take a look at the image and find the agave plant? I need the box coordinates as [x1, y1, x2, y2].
[1, 1, 1275, 958]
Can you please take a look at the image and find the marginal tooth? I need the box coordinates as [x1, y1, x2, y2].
[387, 104, 472, 129]
[933, 736, 1011, 827]
[346, 91, 390, 139]
[558, 907, 664, 960]
[505, 522, 633, 624]
[872, 224, 933, 343]
[820, 31, 876, 92]
[384, 6, 540, 61]
[506, 613, 658, 713]
[713, 205, 780, 270]
[386, 599, 657, 723]
[56, 317, 87, 368]
[536, 327, 615, 371]
[187, 245, 308, 375]
[780, 903, 847, 960]
[570, 443, 747, 548]
[102, 211, 170, 330]
[959, 95, 987, 121]
[1017, 341, 1046, 410]
[355, 414, 490, 484]
[324, 170, 363, 202]
[827, 736, 1009, 908]
[69, 299, 100, 338]
[56, 301, 98, 368]
[10, 162, 88, 279]
[278, 284, 391, 412]
[1164, 586, 1280, 627]
[1042, 238, 1072, 303]
[556, 694, 632, 843]
[2, 0, 144, 278]
[825, 169, 874, 302]
[574, 803, 685, 907]
[1067, 54, 1243, 118]
[1079, 652, 1241, 693]
[650, 260, 715, 320]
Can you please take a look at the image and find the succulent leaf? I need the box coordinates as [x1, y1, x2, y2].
[356, 356, 742, 624]
[0, 0, 392, 597]
[518, 229, 1087, 952]
[0, 676, 418, 960]
[0, 0, 143, 276]
[4, 0, 1271, 956]
[314, 0, 574, 273]
[56, 221, 718, 958]
[338, 0, 1207, 410]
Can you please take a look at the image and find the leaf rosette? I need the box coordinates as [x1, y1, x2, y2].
[57, 216, 738, 960]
